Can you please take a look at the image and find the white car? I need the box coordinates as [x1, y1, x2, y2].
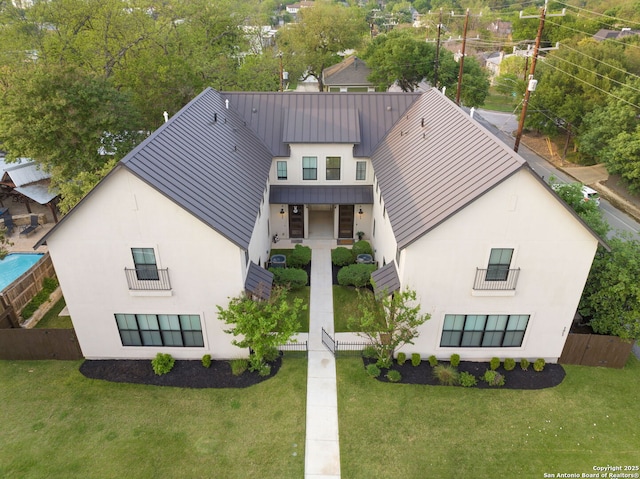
[582, 185, 600, 206]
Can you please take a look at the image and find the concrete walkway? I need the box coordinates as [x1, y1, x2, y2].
[305, 241, 341, 478]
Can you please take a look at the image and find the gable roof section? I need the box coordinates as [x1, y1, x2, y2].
[322, 56, 373, 87]
[223, 92, 420, 157]
[245, 262, 274, 300]
[120, 88, 273, 249]
[372, 89, 526, 249]
[371, 261, 400, 298]
[283, 105, 360, 144]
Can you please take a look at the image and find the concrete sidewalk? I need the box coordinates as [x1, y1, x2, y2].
[305, 241, 341, 478]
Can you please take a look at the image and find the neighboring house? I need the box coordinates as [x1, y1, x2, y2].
[286, 1, 314, 15]
[322, 56, 375, 92]
[483, 51, 516, 84]
[593, 28, 640, 41]
[487, 20, 512, 37]
[39, 88, 603, 363]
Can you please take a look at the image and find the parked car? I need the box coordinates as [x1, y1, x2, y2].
[582, 185, 600, 206]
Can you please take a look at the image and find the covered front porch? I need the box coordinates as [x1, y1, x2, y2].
[269, 185, 373, 241]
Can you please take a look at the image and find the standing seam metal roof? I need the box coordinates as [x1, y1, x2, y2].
[371, 89, 526, 249]
[223, 92, 421, 157]
[120, 88, 274, 249]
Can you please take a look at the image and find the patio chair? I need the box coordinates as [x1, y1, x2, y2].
[19, 215, 40, 236]
[2, 214, 14, 235]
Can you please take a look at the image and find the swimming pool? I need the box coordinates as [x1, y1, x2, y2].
[0, 253, 44, 291]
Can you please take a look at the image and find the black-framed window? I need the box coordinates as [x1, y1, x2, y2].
[440, 314, 529, 348]
[356, 161, 366, 180]
[326, 156, 341, 180]
[132, 248, 158, 281]
[486, 248, 513, 281]
[303, 156, 317, 180]
[115, 314, 204, 347]
[277, 161, 287, 180]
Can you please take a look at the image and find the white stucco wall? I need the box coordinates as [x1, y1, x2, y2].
[247, 184, 272, 268]
[47, 168, 250, 360]
[369, 176, 399, 266]
[399, 169, 599, 363]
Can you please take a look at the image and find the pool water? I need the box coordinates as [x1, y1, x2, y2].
[0, 253, 44, 291]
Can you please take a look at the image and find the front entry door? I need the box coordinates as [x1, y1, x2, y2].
[338, 205, 354, 239]
[289, 205, 304, 238]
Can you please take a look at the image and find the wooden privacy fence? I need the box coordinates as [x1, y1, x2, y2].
[559, 333, 633, 369]
[1, 252, 56, 319]
[0, 328, 83, 360]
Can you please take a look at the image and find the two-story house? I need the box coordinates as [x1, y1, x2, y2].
[38, 88, 603, 362]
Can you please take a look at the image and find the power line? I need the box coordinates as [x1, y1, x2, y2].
[559, 43, 640, 85]
[550, 54, 640, 95]
[541, 60, 640, 110]
[544, 18, 640, 52]
[553, 1, 640, 28]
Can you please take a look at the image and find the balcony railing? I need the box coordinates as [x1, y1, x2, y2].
[125, 267, 172, 291]
[473, 268, 520, 291]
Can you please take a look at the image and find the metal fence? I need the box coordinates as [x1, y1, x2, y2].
[322, 327, 372, 357]
[279, 341, 308, 352]
[473, 268, 520, 291]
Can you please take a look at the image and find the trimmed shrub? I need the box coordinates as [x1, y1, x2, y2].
[202, 354, 212, 368]
[411, 353, 421, 367]
[504, 358, 516, 371]
[428, 355, 438, 367]
[332, 247, 354, 266]
[288, 244, 311, 268]
[376, 357, 392, 369]
[337, 264, 376, 287]
[459, 371, 477, 387]
[450, 354, 461, 367]
[263, 347, 280, 363]
[396, 352, 407, 365]
[270, 267, 308, 289]
[258, 363, 271, 377]
[230, 358, 249, 376]
[351, 240, 373, 256]
[152, 353, 175, 376]
[386, 370, 402, 382]
[362, 345, 377, 359]
[520, 358, 530, 371]
[366, 363, 381, 378]
[533, 358, 546, 372]
[482, 370, 505, 387]
[490, 357, 501, 371]
[433, 364, 459, 386]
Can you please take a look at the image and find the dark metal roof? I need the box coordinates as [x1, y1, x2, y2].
[371, 89, 526, 249]
[120, 88, 273, 249]
[223, 92, 421, 157]
[322, 56, 373, 87]
[245, 261, 274, 300]
[371, 261, 400, 298]
[270, 185, 373, 204]
[283, 106, 360, 144]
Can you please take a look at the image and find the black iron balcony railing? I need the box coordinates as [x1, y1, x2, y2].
[473, 268, 520, 291]
[125, 267, 171, 291]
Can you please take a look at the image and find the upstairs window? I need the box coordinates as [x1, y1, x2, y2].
[486, 248, 513, 281]
[132, 248, 158, 281]
[277, 161, 287, 180]
[356, 161, 366, 180]
[303, 156, 317, 180]
[326, 156, 341, 180]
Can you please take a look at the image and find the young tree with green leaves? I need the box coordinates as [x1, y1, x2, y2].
[548, 179, 609, 239]
[217, 288, 306, 374]
[349, 287, 430, 367]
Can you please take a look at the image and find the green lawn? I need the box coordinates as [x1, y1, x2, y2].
[0, 357, 307, 479]
[35, 297, 73, 329]
[333, 285, 376, 332]
[482, 88, 518, 113]
[288, 286, 310, 332]
[337, 355, 640, 478]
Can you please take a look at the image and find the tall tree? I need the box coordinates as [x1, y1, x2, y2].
[277, 1, 367, 91]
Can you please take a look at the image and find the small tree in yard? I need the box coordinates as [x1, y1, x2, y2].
[349, 287, 430, 367]
[217, 288, 306, 374]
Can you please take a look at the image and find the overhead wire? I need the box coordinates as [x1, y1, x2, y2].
[552, 1, 640, 28]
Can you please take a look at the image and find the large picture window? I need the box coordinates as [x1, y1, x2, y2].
[326, 156, 341, 180]
[303, 156, 317, 180]
[115, 313, 204, 347]
[132, 248, 158, 281]
[440, 314, 529, 348]
[486, 248, 513, 281]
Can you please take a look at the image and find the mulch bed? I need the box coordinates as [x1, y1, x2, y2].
[79, 357, 282, 389]
[365, 358, 566, 390]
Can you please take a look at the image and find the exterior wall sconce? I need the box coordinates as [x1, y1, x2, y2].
[358, 207, 364, 218]
[280, 206, 285, 217]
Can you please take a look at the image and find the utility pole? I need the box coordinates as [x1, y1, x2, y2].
[434, 9, 443, 88]
[513, 1, 565, 152]
[455, 8, 470, 105]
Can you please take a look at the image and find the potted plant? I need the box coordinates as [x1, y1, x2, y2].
[356, 231, 364, 240]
